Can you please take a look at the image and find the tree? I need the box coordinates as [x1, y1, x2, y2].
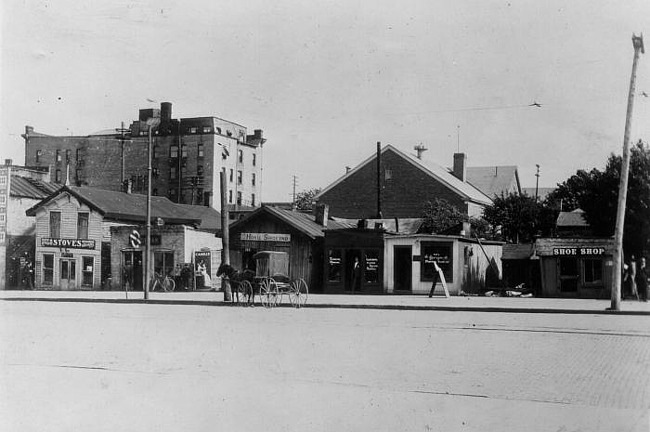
[481, 193, 556, 243]
[547, 140, 650, 254]
[421, 198, 467, 234]
[294, 188, 322, 211]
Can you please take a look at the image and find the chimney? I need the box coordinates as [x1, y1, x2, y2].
[160, 102, 172, 124]
[25, 126, 34, 135]
[345, 166, 351, 173]
[414, 144, 428, 159]
[453, 153, 466, 182]
[254, 129, 263, 140]
[4, 159, 12, 166]
[313, 204, 329, 228]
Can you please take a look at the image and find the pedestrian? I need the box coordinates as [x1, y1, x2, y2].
[636, 257, 648, 302]
[623, 255, 638, 301]
[351, 257, 361, 292]
[23, 258, 34, 290]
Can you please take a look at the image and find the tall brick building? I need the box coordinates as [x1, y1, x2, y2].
[22, 102, 266, 211]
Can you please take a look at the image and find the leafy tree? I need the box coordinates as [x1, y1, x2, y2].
[294, 188, 322, 211]
[547, 140, 650, 254]
[421, 198, 467, 234]
[481, 193, 556, 243]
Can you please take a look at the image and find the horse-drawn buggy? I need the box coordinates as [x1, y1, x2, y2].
[217, 251, 309, 308]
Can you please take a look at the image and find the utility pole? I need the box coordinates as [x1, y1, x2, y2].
[220, 167, 232, 301]
[292, 175, 298, 209]
[144, 117, 160, 300]
[535, 164, 540, 201]
[115, 122, 130, 189]
[612, 33, 644, 311]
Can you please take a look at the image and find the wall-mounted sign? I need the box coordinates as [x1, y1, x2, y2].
[553, 247, 606, 256]
[241, 232, 291, 242]
[42, 238, 96, 249]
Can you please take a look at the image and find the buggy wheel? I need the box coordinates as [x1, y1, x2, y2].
[290, 278, 308, 308]
[260, 278, 279, 308]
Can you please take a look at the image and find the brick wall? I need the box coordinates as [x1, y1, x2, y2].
[318, 149, 468, 218]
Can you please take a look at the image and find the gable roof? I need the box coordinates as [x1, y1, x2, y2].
[557, 209, 588, 228]
[26, 186, 221, 229]
[230, 205, 354, 239]
[466, 166, 521, 198]
[10, 176, 59, 199]
[315, 145, 492, 206]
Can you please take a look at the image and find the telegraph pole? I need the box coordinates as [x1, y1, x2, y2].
[612, 33, 644, 311]
[535, 164, 540, 201]
[115, 122, 130, 187]
[144, 118, 160, 300]
[292, 175, 298, 209]
[220, 167, 232, 301]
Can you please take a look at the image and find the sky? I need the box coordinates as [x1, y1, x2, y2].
[1, 0, 650, 202]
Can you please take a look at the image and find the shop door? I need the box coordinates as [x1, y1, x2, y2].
[345, 249, 362, 293]
[60, 258, 77, 290]
[558, 257, 579, 295]
[394, 246, 412, 292]
[123, 251, 143, 291]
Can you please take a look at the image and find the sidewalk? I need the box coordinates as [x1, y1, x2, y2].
[2, 289, 650, 315]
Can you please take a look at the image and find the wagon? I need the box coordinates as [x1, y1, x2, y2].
[253, 251, 308, 308]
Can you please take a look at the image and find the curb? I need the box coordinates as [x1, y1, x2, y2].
[3, 296, 650, 316]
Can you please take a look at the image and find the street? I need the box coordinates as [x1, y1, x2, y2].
[1, 299, 649, 431]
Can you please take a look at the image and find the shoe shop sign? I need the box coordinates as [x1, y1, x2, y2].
[553, 247, 606, 256]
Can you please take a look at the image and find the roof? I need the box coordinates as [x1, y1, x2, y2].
[557, 209, 588, 228]
[316, 145, 492, 206]
[466, 166, 520, 198]
[26, 186, 221, 229]
[502, 243, 535, 260]
[331, 217, 424, 234]
[231, 205, 354, 239]
[10, 176, 59, 199]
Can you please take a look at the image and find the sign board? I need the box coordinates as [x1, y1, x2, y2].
[240, 232, 291, 242]
[434, 261, 450, 298]
[553, 247, 606, 256]
[42, 238, 96, 249]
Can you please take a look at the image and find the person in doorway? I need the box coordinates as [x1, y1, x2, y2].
[624, 255, 638, 300]
[22, 257, 34, 290]
[351, 257, 361, 292]
[636, 257, 648, 302]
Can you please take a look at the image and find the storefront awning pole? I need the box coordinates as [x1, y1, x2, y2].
[612, 34, 644, 311]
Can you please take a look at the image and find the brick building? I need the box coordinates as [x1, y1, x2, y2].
[315, 145, 492, 219]
[0, 161, 58, 289]
[22, 102, 266, 211]
[25, 185, 221, 291]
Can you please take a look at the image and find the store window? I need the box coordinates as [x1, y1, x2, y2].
[154, 251, 175, 277]
[77, 212, 89, 239]
[198, 143, 204, 158]
[50, 212, 61, 238]
[43, 254, 54, 285]
[170, 145, 178, 158]
[328, 249, 342, 282]
[82, 256, 94, 287]
[583, 259, 603, 285]
[364, 250, 381, 284]
[421, 242, 453, 283]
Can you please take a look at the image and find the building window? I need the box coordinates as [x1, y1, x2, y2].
[202, 126, 211, 134]
[56, 150, 61, 163]
[385, 169, 393, 180]
[0, 176, 5, 186]
[237, 170, 243, 185]
[216, 127, 222, 134]
[82, 256, 94, 287]
[181, 165, 188, 177]
[0, 213, 5, 223]
[197, 165, 204, 177]
[50, 212, 61, 238]
[251, 193, 256, 206]
[66, 149, 71, 163]
[76, 149, 81, 162]
[189, 127, 197, 134]
[197, 188, 204, 204]
[198, 144, 204, 158]
[252, 153, 257, 166]
[153, 145, 160, 159]
[252, 173, 256, 186]
[229, 190, 233, 204]
[421, 242, 453, 283]
[169, 188, 177, 200]
[36, 150, 43, 163]
[77, 213, 89, 239]
[154, 251, 175, 277]
[583, 259, 603, 285]
[43, 254, 54, 285]
[328, 249, 342, 282]
[229, 169, 234, 182]
[55, 170, 61, 183]
[236, 191, 242, 206]
[0, 195, 5, 204]
[238, 149, 243, 163]
[170, 145, 178, 158]
[181, 144, 188, 158]
[170, 166, 178, 180]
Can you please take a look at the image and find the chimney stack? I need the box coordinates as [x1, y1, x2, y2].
[414, 144, 428, 159]
[453, 153, 467, 182]
[160, 102, 172, 124]
[4, 159, 12, 166]
[313, 204, 329, 227]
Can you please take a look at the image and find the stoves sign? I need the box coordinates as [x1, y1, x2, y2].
[552, 247, 606, 256]
[41, 238, 96, 249]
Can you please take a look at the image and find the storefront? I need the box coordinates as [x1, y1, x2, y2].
[535, 237, 615, 298]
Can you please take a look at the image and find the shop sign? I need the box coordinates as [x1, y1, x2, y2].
[365, 257, 379, 271]
[240, 232, 291, 242]
[553, 247, 606, 256]
[42, 238, 96, 249]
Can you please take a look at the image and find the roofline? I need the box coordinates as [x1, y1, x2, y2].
[230, 205, 320, 239]
[316, 144, 491, 205]
[25, 185, 101, 216]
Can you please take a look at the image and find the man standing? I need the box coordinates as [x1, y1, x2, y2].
[636, 257, 648, 302]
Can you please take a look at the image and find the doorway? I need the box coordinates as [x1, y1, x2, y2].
[345, 249, 362, 293]
[394, 246, 412, 292]
[60, 258, 77, 290]
[123, 251, 143, 291]
[558, 257, 579, 294]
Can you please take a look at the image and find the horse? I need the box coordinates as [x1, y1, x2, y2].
[217, 263, 257, 305]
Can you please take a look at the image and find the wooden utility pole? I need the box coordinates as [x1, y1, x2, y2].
[612, 33, 644, 311]
[220, 168, 232, 301]
[144, 119, 160, 300]
[376, 142, 382, 218]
